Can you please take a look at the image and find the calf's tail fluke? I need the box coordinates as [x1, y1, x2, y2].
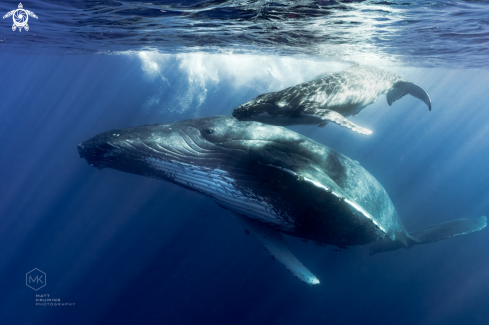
[386, 81, 432, 111]
[370, 216, 487, 256]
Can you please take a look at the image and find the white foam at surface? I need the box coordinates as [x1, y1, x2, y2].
[138, 51, 350, 115]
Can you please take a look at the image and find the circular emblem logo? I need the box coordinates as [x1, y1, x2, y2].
[2, 3, 38, 32]
[13, 9, 28, 28]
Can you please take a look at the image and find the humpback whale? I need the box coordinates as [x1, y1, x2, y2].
[232, 66, 432, 135]
[78, 116, 485, 285]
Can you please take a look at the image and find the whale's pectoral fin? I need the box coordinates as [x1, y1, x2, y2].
[387, 81, 432, 111]
[370, 216, 487, 256]
[304, 107, 372, 135]
[233, 214, 320, 285]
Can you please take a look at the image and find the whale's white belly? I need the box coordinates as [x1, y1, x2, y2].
[146, 158, 294, 230]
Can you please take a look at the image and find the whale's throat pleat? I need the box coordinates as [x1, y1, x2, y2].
[146, 158, 294, 230]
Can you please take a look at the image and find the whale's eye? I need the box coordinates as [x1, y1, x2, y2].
[205, 129, 213, 134]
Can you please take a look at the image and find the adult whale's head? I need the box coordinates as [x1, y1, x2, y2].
[78, 116, 486, 285]
[78, 115, 308, 174]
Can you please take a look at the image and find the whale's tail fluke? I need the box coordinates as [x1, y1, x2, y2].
[387, 81, 432, 111]
[369, 216, 487, 256]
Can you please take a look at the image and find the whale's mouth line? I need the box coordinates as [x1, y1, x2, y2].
[112, 129, 245, 172]
[110, 129, 207, 164]
[85, 127, 305, 174]
[212, 138, 300, 150]
[140, 141, 163, 154]
[179, 129, 225, 156]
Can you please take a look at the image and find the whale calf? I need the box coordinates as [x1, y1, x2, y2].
[78, 116, 485, 285]
[233, 66, 432, 135]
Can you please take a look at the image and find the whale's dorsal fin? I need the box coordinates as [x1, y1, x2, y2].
[369, 216, 487, 255]
[387, 81, 432, 111]
[303, 107, 373, 135]
[233, 214, 320, 285]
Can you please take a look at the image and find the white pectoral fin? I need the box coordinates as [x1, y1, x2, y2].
[387, 81, 432, 111]
[315, 109, 372, 135]
[234, 214, 320, 285]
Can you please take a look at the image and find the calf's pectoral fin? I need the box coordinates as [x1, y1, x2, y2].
[233, 214, 320, 285]
[309, 109, 372, 135]
[387, 81, 432, 111]
[370, 216, 487, 256]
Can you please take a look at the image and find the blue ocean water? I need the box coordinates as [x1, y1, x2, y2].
[1, 1, 489, 325]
